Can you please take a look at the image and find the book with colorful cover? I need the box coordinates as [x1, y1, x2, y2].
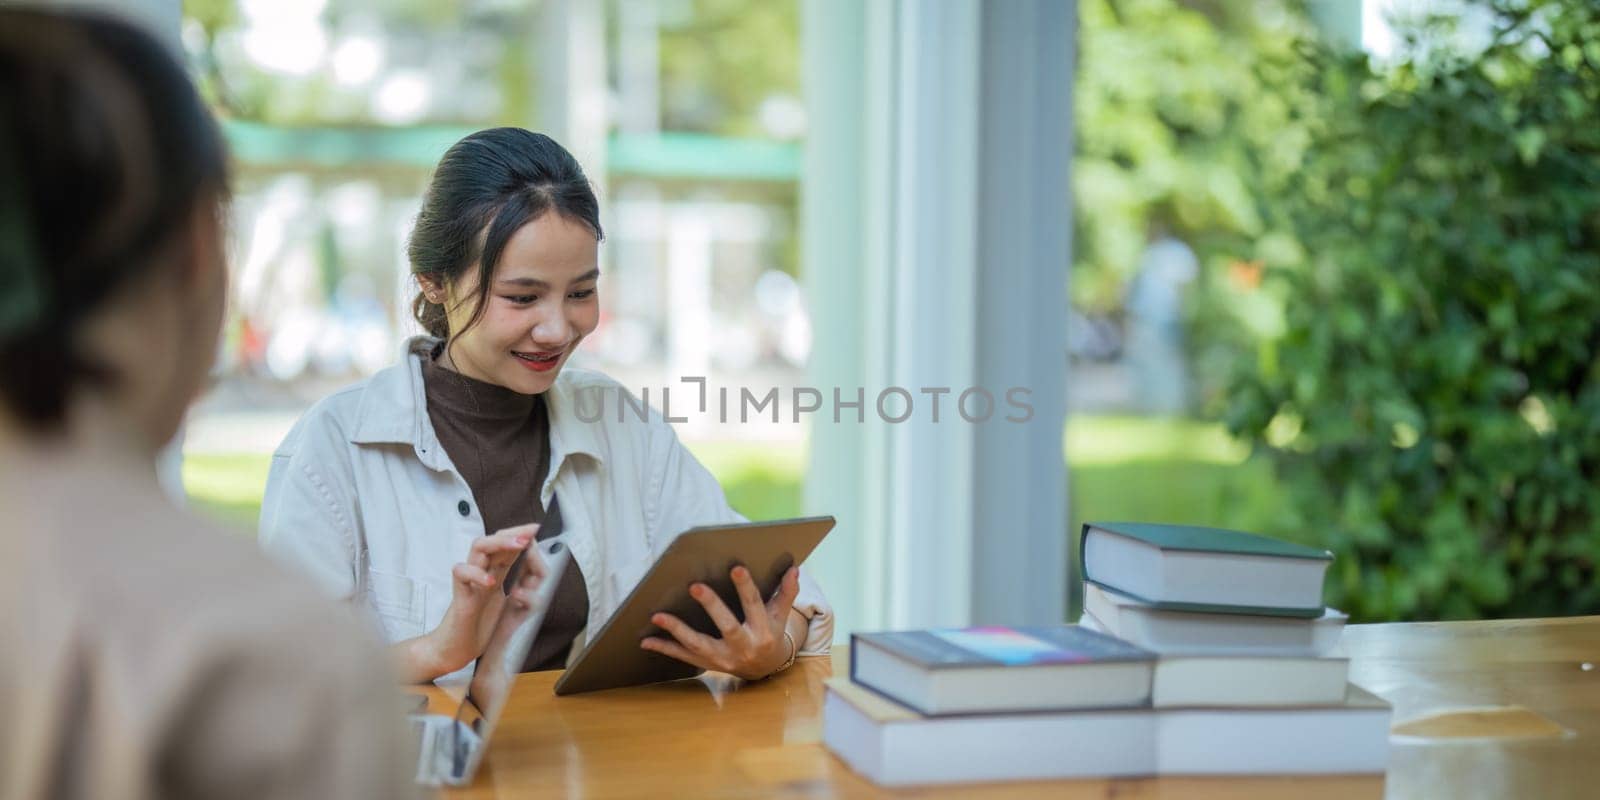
[850, 625, 1155, 716]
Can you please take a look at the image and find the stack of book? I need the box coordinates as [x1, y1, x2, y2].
[823, 522, 1391, 787]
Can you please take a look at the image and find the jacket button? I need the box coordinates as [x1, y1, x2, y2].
[457, 500, 470, 517]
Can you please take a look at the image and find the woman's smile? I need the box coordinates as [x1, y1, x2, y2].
[512, 348, 565, 372]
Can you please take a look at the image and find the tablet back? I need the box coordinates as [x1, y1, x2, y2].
[554, 515, 835, 695]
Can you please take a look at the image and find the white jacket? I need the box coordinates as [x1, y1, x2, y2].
[259, 338, 832, 682]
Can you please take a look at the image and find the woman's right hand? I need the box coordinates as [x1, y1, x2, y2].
[417, 523, 542, 679]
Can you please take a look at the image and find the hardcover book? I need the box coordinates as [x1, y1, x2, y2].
[1082, 521, 1333, 617]
[850, 625, 1155, 715]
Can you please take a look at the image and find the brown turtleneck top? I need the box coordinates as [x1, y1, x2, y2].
[419, 342, 589, 671]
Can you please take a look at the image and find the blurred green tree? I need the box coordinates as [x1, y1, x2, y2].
[183, 0, 539, 125]
[1226, 0, 1600, 621]
[183, 0, 799, 136]
[1073, 0, 1311, 406]
[656, 0, 800, 137]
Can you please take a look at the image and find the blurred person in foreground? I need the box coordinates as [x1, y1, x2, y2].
[0, 9, 419, 799]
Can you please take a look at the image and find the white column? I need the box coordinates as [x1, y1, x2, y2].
[802, 0, 1073, 637]
[882, 0, 982, 628]
[799, 0, 870, 637]
[616, 0, 661, 135]
[970, 0, 1073, 626]
[539, 0, 609, 182]
[666, 210, 713, 382]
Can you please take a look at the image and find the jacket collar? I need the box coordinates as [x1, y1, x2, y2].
[349, 336, 605, 472]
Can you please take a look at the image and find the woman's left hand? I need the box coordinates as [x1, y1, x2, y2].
[641, 565, 800, 681]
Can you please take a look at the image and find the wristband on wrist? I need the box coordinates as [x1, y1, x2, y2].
[767, 630, 797, 678]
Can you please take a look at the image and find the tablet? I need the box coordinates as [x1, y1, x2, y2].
[553, 515, 835, 695]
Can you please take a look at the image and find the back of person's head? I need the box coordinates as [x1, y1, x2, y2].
[0, 8, 228, 437]
[408, 127, 602, 340]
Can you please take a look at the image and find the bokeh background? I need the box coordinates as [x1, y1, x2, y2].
[178, 0, 1600, 626]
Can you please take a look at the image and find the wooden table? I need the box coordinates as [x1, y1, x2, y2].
[424, 616, 1600, 799]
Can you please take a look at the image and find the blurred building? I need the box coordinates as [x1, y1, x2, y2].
[181, 0, 814, 446]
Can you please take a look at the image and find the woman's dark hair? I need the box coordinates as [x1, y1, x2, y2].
[0, 9, 228, 427]
[408, 127, 602, 339]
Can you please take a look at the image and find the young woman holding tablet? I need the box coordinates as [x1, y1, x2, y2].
[261, 128, 832, 684]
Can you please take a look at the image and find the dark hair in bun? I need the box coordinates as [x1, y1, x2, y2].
[0, 9, 228, 426]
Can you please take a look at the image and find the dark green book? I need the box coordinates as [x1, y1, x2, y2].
[1081, 522, 1333, 618]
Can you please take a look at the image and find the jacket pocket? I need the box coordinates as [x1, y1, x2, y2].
[365, 569, 428, 642]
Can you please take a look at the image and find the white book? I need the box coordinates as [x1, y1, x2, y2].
[822, 678, 1155, 787]
[1083, 581, 1347, 656]
[1078, 610, 1348, 706]
[1159, 686, 1393, 775]
[1153, 651, 1350, 707]
[823, 678, 1391, 787]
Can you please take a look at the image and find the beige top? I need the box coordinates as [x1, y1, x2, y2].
[0, 441, 423, 800]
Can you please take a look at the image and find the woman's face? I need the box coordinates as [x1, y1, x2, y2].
[433, 212, 600, 394]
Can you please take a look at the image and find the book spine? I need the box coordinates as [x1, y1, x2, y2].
[847, 637, 936, 715]
[1079, 523, 1097, 586]
[1084, 579, 1324, 619]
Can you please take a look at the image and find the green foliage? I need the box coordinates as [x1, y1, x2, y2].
[1074, 0, 1315, 410]
[656, 0, 800, 136]
[182, 0, 799, 137]
[184, 0, 538, 125]
[1225, 0, 1600, 622]
[1073, 0, 1307, 311]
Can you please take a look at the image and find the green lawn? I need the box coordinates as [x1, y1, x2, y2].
[183, 441, 812, 534]
[187, 416, 1284, 616]
[1063, 415, 1282, 536]
[184, 452, 277, 530]
[183, 440, 812, 532]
